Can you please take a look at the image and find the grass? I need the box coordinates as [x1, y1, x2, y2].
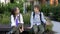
[23, 12, 31, 24]
[0, 14, 10, 24]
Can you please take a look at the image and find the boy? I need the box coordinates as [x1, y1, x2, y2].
[9, 7, 24, 34]
[27, 5, 46, 34]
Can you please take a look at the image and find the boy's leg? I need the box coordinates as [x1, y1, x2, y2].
[11, 27, 20, 34]
[15, 29, 20, 34]
[38, 25, 45, 34]
[33, 25, 38, 34]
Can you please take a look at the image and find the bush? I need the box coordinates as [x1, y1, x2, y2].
[0, 2, 23, 24]
[23, 12, 31, 24]
[0, 3, 23, 14]
[0, 14, 10, 24]
[41, 4, 60, 22]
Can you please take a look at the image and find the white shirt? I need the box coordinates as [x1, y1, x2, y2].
[11, 13, 24, 27]
[30, 12, 46, 28]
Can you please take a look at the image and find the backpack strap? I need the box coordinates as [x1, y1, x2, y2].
[40, 12, 44, 25]
[19, 14, 20, 22]
[33, 12, 35, 19]
[17, 14, 20, 23]
[40, 12, 46, 29]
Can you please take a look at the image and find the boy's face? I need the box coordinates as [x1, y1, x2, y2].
[34, 7, 40, 13]
[15, 7, 20, 15]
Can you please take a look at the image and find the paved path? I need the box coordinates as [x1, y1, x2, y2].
[52, 21, 60, 34]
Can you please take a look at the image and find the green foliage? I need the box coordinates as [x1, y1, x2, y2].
[0, 2, 24, 24]
[46, 24, 53, 31]
[27, 5, 31, 12]
[0, 3, 23, 14]
[0, 14, 10, 24]
[23, 12, 31, 24]
[41, 4, 60, 22]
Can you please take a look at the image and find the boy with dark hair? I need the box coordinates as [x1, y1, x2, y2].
[27, 5, 46, 34]
[8, 7, 24, 34]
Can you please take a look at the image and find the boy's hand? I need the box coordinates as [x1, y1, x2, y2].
[19, 29, 23, 33]
[46, 21, 51, 25]
[19, 28, 24, 33]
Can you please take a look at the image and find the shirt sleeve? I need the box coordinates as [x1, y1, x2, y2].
[11, 15, 16, 27]
[41, 12, 46, 24]
[30, 12, 33, 28]
[20, 14, 24, 24]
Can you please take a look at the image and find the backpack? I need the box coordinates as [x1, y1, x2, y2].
[33, 12, 46, 29]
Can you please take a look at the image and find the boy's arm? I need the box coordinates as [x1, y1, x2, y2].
[41, 12, 46, 24]
[30, 12, 34, 28]
[20, 14, 24, 24]
[27, 12, 33, 29]
[19, 14, 24, 32]
[11, 15, 16, 27]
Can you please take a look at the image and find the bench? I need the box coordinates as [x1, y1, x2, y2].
[0, 24, 31, 34]
[0, 24, 11, 34]
[0, 24, 50, 34]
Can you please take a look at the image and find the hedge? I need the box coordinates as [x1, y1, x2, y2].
[0, 3, 23, 14]
[41, 4, 60, 22]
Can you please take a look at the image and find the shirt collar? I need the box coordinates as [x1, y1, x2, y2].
[35, 12, 40, 15]
[17, 14, 20, 16]
[16, 14, 20, 18]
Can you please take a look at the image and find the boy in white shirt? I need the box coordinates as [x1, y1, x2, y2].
[10, 7, 24, 34]
[27, 5, 46, 34]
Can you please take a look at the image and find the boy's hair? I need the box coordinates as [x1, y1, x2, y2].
[11, 7, 19, 15]
[34, 5, 40, 10]
[11, 7, 16, 15]
[11, 7, 19, 19]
